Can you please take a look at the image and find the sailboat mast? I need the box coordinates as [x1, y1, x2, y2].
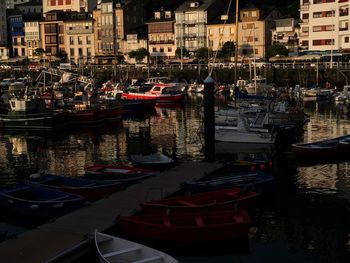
[234, 0, 239, 85]
[253, 24, 257, 94]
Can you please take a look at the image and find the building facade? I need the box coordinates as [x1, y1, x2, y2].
[25, 19, 42, 58]
[299, 0, 350, 53]
[43, 0, 97, 15]
[237, 7, 280, 60]
[16, 0, 43, 14]
[0, 1, 9, 60]
[207, 14, 235, 52]
[271, 18, 299, 56]
[8, 10, 26, 57]
[64, 12, 94, 64]
[146, 9, 175, 62]
[6, 0, 31, 9]
[175, 0, 227, 53]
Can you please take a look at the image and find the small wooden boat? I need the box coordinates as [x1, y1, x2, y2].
[0, 183, 85, 218]
[25, 174, 123, 201]
[95, 230, 178, 263]
[119, 210, 251, 242]
[292, 134, 350, 161]
[84, 164, 156, 182]
[184, 171, 275, 194]
[130, 153, 174, 170]
[140, 187, 258, 214]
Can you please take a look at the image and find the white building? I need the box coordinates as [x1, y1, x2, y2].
[122, 34, 147, 63]
[16, 0, 43, 14]
[43, 0, 97, 15]
[25, 20, 42, 59]
[272, 18, 299, 56]
[299, 0, 350, 52]
[6, 0, 30, 9]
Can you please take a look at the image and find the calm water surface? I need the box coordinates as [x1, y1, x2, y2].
[0, 96, 350, 262]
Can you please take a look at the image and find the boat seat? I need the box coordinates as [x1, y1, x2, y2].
[195, 216, 205, 227]
[103, 246, 141, 258]
[132, 255, 162, 263]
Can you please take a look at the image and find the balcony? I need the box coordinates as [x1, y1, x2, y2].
[339, 26, 349, 31]
[340, 10, 349, 16]
[300, 32, 309, 37]
[149, 40, 175, 45]
[339, 0, 348, 3]
[300, 4, 309, 11]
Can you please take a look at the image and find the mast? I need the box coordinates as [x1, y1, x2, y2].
[253, 23, 257, 94]
[234, 0, 239, 85]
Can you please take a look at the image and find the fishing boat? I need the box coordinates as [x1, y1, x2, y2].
[292, 134, 350, 161]
[140, 187, 258, 214]
[0, 183, 85, 218]
[121, 84, 185, 104]
[130, 153, 175, 170]
[119, 209, 251, 242]
[25, 174, 123, 201]
[84, 164, 156, 182]
[184, 171, 275, 194]
[95, 231, 178, 263]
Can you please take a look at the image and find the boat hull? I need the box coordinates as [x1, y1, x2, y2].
[121, 92, 185, 104]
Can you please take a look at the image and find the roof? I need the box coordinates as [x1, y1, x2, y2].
[208, 13, 235, 25]
[175, 0, 218, 13]
[146, 11, 175, 24]
[15, 0, 42, 7]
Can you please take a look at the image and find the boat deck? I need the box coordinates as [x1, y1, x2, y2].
[0, 161, 221, 262]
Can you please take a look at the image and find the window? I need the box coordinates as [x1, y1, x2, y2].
[66, 0, 71, 4]
[152, 47, 157, 52]
[58, 0, 63, 5]
[44, 24, 56, 33]
[87, 36, 91, 45]
[70, 37, 74, 45]
[78, 48, 83, 57]
[87, 48, 91, 57]
[59, 36, 64, 44]
[45, 36, 57, 44]
[160, 48, 164, 52]
[345, 36, 349, 43]
[168, 47, 172, 52]
[70, 48, 74, 57]
[50, 0, 56, 6]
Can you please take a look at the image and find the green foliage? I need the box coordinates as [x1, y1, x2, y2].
[221, 41, 235, 58]
[175, 47, 189, 58]
[128, 48, 149, 62]
[56, 50, 68, 62]
[266, 44, 289, 58]
[33, 48, 46, 57]
[195, 47, 210, 59]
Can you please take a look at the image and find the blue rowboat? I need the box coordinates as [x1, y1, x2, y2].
[0, 183, 85, 219]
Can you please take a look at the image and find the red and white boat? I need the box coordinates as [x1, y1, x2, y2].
[121, 84, 185, 104]
[119, 209, 251, 242]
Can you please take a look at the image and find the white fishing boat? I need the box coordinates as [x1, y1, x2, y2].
[95, 231, 178, 263]
[130, 152, 174, 169]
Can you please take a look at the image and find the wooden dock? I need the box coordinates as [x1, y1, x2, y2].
[0, 161, 221, 262]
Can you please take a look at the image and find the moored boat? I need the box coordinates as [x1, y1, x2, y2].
[130, 153, 175, 170]
[119, 209, 251, 242]
[140, 187, 258, 214]
[25, 174, 123, 201]
[95, 230, 178, 263]
[0, 183, 85, 218]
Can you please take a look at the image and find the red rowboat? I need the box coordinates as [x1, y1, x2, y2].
[140, 187, 258, 214]
[119, 210, 251, 242]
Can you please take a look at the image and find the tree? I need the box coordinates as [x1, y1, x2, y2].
[266, 44, 289, 58]
[128, 48, 149, 63]
[195, 47, 210, 60]
[175, 47, 189, 59]
[221, 41, 235, 58]
[33, 48, 46, 57]
[56, 50, 68, 62]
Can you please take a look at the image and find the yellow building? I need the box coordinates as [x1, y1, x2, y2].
[238, 8, 280, 60]
[207, 14, 235, 52]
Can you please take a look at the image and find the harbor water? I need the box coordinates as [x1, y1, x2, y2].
[0, 95, 350, 262]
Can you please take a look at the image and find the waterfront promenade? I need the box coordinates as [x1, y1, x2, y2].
[0, 161, 221, 262]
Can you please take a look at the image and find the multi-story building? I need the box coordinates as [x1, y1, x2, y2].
[6, 0, 31, 9]
[0, 1, 9, 59]
[43, 0, 97, 15]
[16, 0, 43, 14]
[299, 0, 350, 53]
[40, 10, 66, 58]
[122, 34, 147, 63]
[146, 9, 176, 62]
[65, 12, 94, 65]
[237, 7, 280, 60]
[207, 14, 235, 52]
[271, 18, 299, 56]
[93, 0, 145, 64]
[8, 9, 26, 57]
[25, 17, 42, 59]
[175, 0, 226, 53]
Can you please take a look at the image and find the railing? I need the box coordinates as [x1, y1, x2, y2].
[149, 40, 175, 44]
[300, 4, 309, 11]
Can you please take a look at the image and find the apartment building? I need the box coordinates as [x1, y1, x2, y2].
[43, 0, 97, 15]
[8, 9, 26, 57]
[25, 18, 42, 59]
[16, 0, 43, 14]
[65, 12, 94, 64]
[40, 11, 66, 58]
[237, 7, 280, 60]
[207, 14, 235, 52]
[299, 0, 350, 52]
[146, 9, 176, 62]
[175, 0, 226, 53]
[271, 18, 299, 56]
[93, 0, 145, 64]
